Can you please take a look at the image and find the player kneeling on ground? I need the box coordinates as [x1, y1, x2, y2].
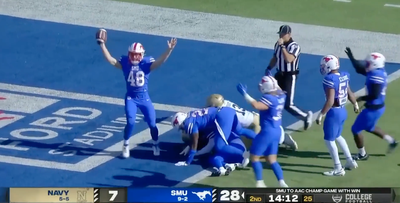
[180, 130, 248, 176]
[206, 94, 298, 150]
[171, 108, 256, 171]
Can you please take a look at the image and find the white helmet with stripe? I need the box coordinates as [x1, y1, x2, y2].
[365, 52, 385, 72]
[171, 112, 187, 130]
[259, 76, 279, 94]
[320, 55, 340, 75]
[128, 42, 145, 65]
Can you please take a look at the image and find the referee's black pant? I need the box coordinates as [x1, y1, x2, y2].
[274, 71, 308, 120]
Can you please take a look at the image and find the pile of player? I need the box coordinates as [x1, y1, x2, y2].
[95, 29, 398, 188]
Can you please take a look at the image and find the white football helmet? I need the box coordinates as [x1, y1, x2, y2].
[320, 55, 339, 75]
[128, 42, 145, 65]
[259, 76, 279, 94]
[171, 112, 187, 130]
[365, 52, 385, 72]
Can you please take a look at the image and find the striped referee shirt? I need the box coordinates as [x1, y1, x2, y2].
[274, 39, 301, 72]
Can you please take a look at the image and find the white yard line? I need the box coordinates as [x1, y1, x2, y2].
[384, 4, 400, 8]
[175, 69, 400, 187]
[334, 0, 351, 2]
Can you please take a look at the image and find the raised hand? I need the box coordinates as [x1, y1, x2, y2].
[168, 38, 177, 50]
[236, 83, 248, 96]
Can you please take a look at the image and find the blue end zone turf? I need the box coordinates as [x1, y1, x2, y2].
[0, 15, 398, 187]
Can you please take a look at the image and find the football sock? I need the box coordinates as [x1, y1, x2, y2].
[358, 147, 366, 156]
[336, 136, 353, 160]
[270, 161, 284, 181]
[383, 135, 395, 144]
[252, 161, 263, 181]
[325, 140, 341, 170]
[210, 156, 224, 168]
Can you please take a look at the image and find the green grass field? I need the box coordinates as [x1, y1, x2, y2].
[120, 0, 400, 189]
[120, 0, 400, 34]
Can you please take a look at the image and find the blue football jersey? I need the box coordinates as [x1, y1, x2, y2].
[365, 68, 387, 105]
[183, 107, 219, 135]
[322, 72, 350, 106]
[259, 92, 286, 129]
[119, 56, 155, 96]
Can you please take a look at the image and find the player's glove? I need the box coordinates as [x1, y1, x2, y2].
[344, 47, 354, 59]
[353, 102, 360, 113]
[316, 113, 325, 125]
[236, 83, 247, 96]
[179, 146, 190, 156]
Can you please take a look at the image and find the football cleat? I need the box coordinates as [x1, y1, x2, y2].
[344, 159, 358, 170]
[323, 168, 345, 176]
[353, 153, 369, 161]
[122, 144, 130, 158]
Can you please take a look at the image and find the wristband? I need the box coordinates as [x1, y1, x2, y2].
[280, 45, 285, 48]
[244, 93, 255, 104]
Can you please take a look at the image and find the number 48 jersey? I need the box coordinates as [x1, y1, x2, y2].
[322, 72, 350, 106]
[119, 56, 155, 96]
[222, 100, 254, 128]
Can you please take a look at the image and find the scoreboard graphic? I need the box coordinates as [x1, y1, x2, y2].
[7, 187, 400, 203]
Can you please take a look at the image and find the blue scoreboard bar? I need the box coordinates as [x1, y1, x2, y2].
[127, 188, 213, 202]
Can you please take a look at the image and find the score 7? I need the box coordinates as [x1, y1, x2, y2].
[109, 190, 118, 201]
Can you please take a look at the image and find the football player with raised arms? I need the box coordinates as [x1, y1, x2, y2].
[96, 28, 177, 158]
[316, 55, 358, 176]
[171, 107, 256, 168]
[236, 76, 289, 188]
[205, 94, 298, 150]
[344, 48, 398, 160]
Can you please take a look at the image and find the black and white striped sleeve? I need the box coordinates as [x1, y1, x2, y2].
[287, 42, 301, 58]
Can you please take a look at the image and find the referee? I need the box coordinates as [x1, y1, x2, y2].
[265, 25, 313, 130]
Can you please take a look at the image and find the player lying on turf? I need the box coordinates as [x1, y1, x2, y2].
[205, 94, 298, 150]
[316, 55, 358, 176]
[344, 48, 398, 160]
[237, 76, 289, 188]
[171, 107, 257, 167]
[96, 28, 177, 158]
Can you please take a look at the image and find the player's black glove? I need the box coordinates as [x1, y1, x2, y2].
[345, 47, 367, 76]
[344, 47, 354, 59]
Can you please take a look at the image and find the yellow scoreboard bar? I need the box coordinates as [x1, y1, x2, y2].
[9, 188, 94, 203]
